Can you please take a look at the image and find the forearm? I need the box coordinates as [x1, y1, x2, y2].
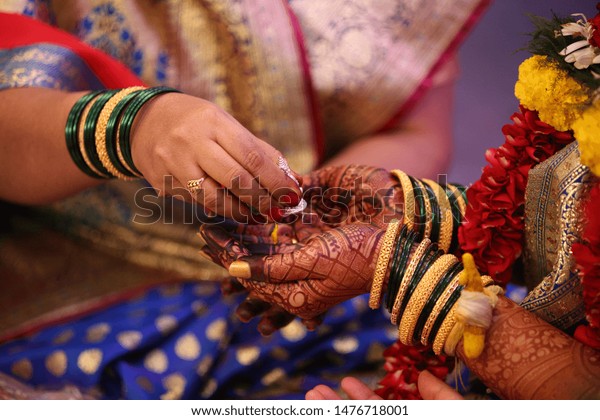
[0, 87, 102, 205]
[323, 130, 452, 179]
[458, 297, 600, 399]
[324, 68, 455, 179]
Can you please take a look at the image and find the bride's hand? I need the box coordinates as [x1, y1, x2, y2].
[199, 221, 384, 319]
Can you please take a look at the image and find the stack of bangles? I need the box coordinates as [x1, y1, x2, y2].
[65, 86, 180, 179]
[369, 170, 502, 358]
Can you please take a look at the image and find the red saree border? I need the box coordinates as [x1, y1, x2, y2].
[377, 0, 492, 133]
[281, 1, 325, 166]
[0, 12, 144, 89]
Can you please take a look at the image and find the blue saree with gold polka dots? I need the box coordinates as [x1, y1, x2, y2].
[0, 281, 394, 399]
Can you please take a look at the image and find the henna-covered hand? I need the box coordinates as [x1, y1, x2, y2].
[200, 221, 385, 320]
[202, 164, 402, 331]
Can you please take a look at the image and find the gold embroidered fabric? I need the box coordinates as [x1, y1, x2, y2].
[0, 0, 483, 336]
[521, 143, 593, 330]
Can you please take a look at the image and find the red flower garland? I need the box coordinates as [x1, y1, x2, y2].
[589, 3, 600, 48]
[458, 106, 574, 285]
[375, 342, 452, 400]
[572, 182, 600, 349]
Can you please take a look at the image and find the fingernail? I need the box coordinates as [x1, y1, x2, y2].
[229, 260, 251, 278]
[280, 192, 301, 207]
[236, 308, 252, 322]
[268, 207, 284, 222]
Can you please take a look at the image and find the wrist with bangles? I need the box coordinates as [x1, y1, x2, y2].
[370, 170, 502, 358]
[65, 86, 180, 180]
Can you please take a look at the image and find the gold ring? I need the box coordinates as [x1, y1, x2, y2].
[186, 177, 205, 193]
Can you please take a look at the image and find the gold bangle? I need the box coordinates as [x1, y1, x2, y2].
[414, 178, 433, 240]
[432, 302, 459, 355]
[391, 170, 415, 232]
[95, 87, 145, 179]
[421, 272, 461, 345]
[78, 97, 106, 178]
[390, 238, 431, 325]
[398, 254, 456, 346]
[423, 179, 453, 253]
[369, 219, 401, 309]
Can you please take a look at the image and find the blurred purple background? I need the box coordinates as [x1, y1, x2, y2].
[449, 0, 593, 184]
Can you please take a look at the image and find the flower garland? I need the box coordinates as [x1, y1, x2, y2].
[375, 343, 452, 400]
[572, 182, 600, 349]
[379, 4, 600, 398]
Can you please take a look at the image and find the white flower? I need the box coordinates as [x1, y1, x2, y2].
[556, 13, 600, 70]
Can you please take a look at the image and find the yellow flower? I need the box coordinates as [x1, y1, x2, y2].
[515, 55, 591, 131]
[572, 102, 600, 176]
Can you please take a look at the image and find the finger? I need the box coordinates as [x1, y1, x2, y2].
[257, 306, 295, 336]
[417, 371, 463, 400]
[301, 314, 324, 331]
[340, 377, 382, 400]
[198, 142, 284, 221]
[199, 224, 251, 268]
[174, 168, 254, 223]
[229, 223, 295, 240]
[311, 385, 342, 400]
[243, 242, 301, 256]
[229, 249, 324, 283]
[305, 389, 325, 400]
[236, 297, 271, 323]
[220, 277, 246, 296]
[200, 225, 318, 283]
[213, 122, 303, 206]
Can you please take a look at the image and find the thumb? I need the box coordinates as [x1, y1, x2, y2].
[229, 244, 324, 283]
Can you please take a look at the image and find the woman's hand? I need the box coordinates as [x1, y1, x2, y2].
[130, 92, 302, 221]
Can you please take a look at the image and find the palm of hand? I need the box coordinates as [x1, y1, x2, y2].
[201, 222, 384, 319]
[200, 164, 400, 327]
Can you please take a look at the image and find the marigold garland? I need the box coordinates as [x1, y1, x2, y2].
[572, 102, 600, 176]
[514, 55, 591, 132]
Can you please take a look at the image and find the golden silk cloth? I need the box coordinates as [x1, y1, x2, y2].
[0, 0, 484, 337]
[521, 142, 594, 330]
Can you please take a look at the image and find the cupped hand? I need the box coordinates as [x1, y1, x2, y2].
[199, 221, 385, 320]
[130, 92, 302, 221]
[297, 164, 404, 230]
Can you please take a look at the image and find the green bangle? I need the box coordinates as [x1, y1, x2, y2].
[422, 182, 440, 244]
[385, 227, 416, 312]
[105, 89, 145, 177]
[118, 86, 180, 176]
[444, 184, 462, 253]
[384, 225, 407, 311]
[453, 183, 468, 203]
[83, 90, 119, 178]
[65, 91, 105, 178]
[412, 260, 462, 343]
[409, 176, 426, 241]
[397, 243, 441, 321]
[427, 282, 464, 344]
